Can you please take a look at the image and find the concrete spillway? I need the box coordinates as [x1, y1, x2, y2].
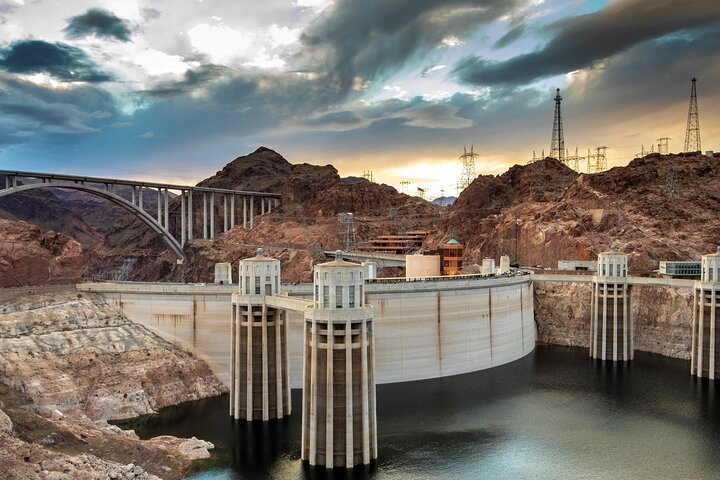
[79, 274, 535, 387]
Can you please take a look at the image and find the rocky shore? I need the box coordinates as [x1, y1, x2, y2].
[0, 290, 228, 479]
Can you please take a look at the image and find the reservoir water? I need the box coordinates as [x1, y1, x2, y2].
[122, 346, 720, 479]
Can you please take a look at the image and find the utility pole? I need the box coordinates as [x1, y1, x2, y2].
[684, 77, 701, 153]
[550, 88, 565, 164]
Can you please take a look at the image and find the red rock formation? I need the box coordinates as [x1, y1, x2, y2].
[0, 220, 82, 287]
[88, 147, 437, 282]
[433, 153, 720, 274]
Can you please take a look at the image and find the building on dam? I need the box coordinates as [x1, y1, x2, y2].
[230, 249, 291, 421]
[590, 246, 633, 361]
[691, 247, 720, 379]
[302, 251, 377, 468]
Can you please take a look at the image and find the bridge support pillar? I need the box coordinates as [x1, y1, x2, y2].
[181, 191, 186, 246]
[243, 196, 247, 229]
[250, 196, 254, 229]
[302, 251, 377, 468]
[231, 248, 290, 420]
[188, 190, 193, 241]
[691, 247, 720, 379]
[203, 192, 208, 239]
[231, 194, 235, 229]
[210, 192, 215, 239]
[164, 188, 169, 230]
[223, 194, 228, 232]
[590, 247, 632, 361]
[157, 188, 162, 226]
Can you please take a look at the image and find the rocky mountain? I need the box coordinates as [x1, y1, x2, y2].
[432, 153, 720, 275]
[0, 220, 83, 287]
[0, 182, 102, 247]
[87, 147, 437, 282]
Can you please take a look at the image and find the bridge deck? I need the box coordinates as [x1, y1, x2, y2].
[0, 169, 280, 197]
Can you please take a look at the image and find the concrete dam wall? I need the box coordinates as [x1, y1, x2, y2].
[79, 275, 535, 387]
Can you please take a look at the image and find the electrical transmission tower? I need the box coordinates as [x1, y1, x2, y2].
[586, 146, 608, 174]
[458, 145, 478, 191]
[566, 147, 584, 172]
[550, 88, 565, 164]
[684, 77, 701, 153]
[416, 187, 426, 200]
[399, 181, 409, 194]
[657, 137, 670, 155]
[362, 171, 374, 183]
[338, 212, 356, 251]
[527, 149, 545, 165]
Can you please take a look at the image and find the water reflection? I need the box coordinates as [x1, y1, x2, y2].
[120, 346, 720, 479]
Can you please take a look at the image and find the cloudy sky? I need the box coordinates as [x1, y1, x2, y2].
[0, 0, 719, 197]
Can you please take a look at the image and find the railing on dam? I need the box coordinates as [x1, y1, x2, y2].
[531, 273, 695, 289]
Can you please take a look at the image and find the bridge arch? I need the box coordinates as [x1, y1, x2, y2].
[0, 182, 184, 260]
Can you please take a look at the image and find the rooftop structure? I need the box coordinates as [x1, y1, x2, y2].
[658, 261, 701, 279]
[441, 238, 463, 275]
[357, 230, 431, 255]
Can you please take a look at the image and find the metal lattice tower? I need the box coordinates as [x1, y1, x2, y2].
[399, 181, 409, 194]
[684, 77, 701, 153]
[586, 146, 608, 174]
[339, 212, 356, 251]
[657, 137, 670, 155]
[416, 187, 426, 200]
[550, 88, 565, 163]
[566, 147, 584, 172]
[362, 171, 374, 183]
[458, 145, 478, 191]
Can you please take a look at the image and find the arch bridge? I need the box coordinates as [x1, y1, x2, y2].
[0, 170, 281, 261]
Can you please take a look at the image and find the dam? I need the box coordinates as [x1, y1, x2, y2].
[79, 272, 535, 388]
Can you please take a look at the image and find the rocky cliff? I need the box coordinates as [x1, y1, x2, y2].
[0, 220, 83, 287]
[534, 281, 693, 360]
[0, 291, 227, 479]
[433, 153, 720, 274]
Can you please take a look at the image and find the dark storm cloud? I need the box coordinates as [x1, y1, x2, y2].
[0, 102, 98, 133]
[64, 8, 132, 42]
[0, 40, 111, 83]
[298, 0, 524, 94]
[0, 72, 119, 138]
[453, 0, 720, 87]
[142, 65, 229, 98]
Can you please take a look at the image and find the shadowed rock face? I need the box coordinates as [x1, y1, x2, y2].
[0, 220, 83, 287]
[433, 153, 720, 274]
[534, 282, 693, 360]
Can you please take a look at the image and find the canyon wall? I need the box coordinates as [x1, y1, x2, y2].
[0, 291, 227, 479]
[534, 281, 693, 360]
